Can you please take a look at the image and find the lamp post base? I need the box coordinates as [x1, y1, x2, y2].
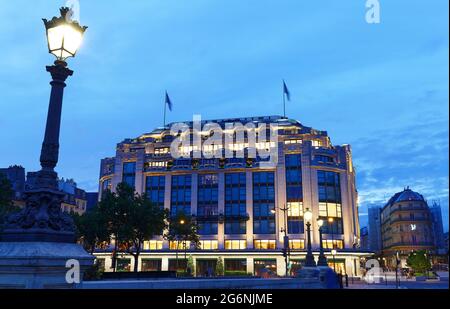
[0, 242, 94, 289]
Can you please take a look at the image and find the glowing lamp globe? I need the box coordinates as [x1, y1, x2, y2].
[304, 208, 312, 221]
[43, 7, 87, 62]
[317, 218, 324, 227]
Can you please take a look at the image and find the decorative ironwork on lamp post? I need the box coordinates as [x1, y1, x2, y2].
[303, 208, 316, 267]
[1, 7, 87, 243]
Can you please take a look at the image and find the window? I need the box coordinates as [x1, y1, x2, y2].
[253, 239, 276, 250]
[122, 162, 136, 188]
[154, 147, 170, 155]
[141, 259, 162, 271]
[145, 176, 165, 209]
[284, 139, 302, 145]
[254, 259, 277, 276]
[225, 240, 247, 250]
[198, 222, 218, 235]
[101, 178, 111, 193]
[315, 155, 334, 163]
[225, 259, 247, 275]
[169, 241, 191, 250]
[170, 175, 191, 217]
[197, 174, 219, 218]
[225, 173, 247, 234]
[323, 239, 344, 249]
[143, 240, 163, 250]
[199, 240, 218, 250]
[289, 239, 305, 249]
[116, 258, 131, 272]
[320, 216, 344, 234]
[285, 154, 304, 234]
[317, 171, 343, 232]
[253, 172, 275, 234]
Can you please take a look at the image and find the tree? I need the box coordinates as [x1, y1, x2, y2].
[166, 211, 200, 273]
[187, 255, 195, 276]
[97, 183, 135, 272]
[215, 257, 224, 277]
[407, 250, 431, 275]
[120, 193, 168, 272]
[72, 207, 110, 254]
[0, 174, 19, 226]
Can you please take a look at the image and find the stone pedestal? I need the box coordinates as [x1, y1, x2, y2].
[297, 266, 320, 279]
[0, 242, 94, 289]
[318, 266, 339, 289]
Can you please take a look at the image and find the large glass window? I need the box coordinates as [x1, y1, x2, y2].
[285, 154, 304, 234]
[143, 240, 163, 250]
[224, 240, 247, 250]
[317, 170, 343, 234]
[197, 174, 218, 216]
[224, 259, 247, 276]
[253, 172, 275, 234]
[122, 162, 136, 188]
[225, 173, 247, 234]
[253, 239, 276, 249]
[170, 175, 191, 217]
[199, 240, 218, 250]
[141, 259, 162, 271]
[145, 176, 165, 209]
[197, 174, 219, 235]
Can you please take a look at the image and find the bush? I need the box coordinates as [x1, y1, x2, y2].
[83, 262, 103, 281]
[224, 271, 249, 277]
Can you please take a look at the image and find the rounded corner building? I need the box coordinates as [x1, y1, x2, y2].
[97, 115, 370, 276]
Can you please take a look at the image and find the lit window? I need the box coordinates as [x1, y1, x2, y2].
[199, 240, 218, 250]
[312, 140, 322, 147]
[254, 239, 276, 250]
[143, 240, 163, 250]
[225, 240, 247, 250]
[154, 148, 170, 155]
[323, 240, 344, 249]
[287, 202, 303, 217]
[284, 139, 302, 145]
[289, 239, 305, 249]
[169, 241, 191, 250]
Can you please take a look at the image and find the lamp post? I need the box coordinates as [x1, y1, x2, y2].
[0, 7, 93, 289]
[303, 208, 316, 267]
[331, 249, 337, 272]
[1, 7, 87, 242]
[316, 218, 328, 266]
[271, 204, 290, 276]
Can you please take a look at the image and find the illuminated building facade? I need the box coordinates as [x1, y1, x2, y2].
[97, 115, 368, 276]
[381, 187, 436, 268]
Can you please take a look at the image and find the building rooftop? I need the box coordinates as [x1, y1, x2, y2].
[383, 187, 426, 209]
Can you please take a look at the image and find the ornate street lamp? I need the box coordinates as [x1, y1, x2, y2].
[316, 218, 328, 266]
[271, 204, 291, 276]
[1, 7, 87, 242]
[303, 208, 316, 267]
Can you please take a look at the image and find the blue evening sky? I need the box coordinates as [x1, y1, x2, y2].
[0, 1, 448, 231]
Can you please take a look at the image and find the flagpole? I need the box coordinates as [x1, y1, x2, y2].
[283, 91, 286, 118]
[163, 95, 167, 128]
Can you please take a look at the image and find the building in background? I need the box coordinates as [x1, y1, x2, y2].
[381, 187, 435, 268]
[0, 165, 26, 207]
[97, 115, 369, 276]
[86, 192, 99, 212]
[429, 201, 446, 255]
[58, 178, 87, 215]
[360, 226, 369, 250]
[1, 167, 87, 215]
[367, 206, 382, 254]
